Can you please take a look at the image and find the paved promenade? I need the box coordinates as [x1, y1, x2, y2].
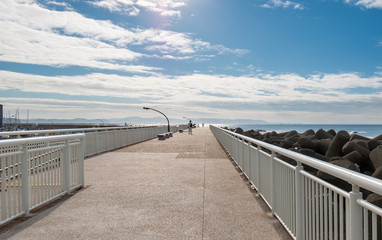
[0, 127, 291, 239]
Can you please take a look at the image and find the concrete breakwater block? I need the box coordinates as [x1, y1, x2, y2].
[374, 134, 382, 141]
[237, 127, 382, 191]
[370, 146, 382, 169]
[343, 151, 365, 165]
[315, 128, 334, 140]
[325, 130, 350, 158]
[368, 139, 380, 151]
[342, 141, 370, 159]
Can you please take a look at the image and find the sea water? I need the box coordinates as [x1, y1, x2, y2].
[227, 124, 382, 138]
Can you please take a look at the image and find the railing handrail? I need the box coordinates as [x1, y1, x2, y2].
[0, 133, 85, 147]
[0, 125, 177, 137]
[213, 125, 382, 196]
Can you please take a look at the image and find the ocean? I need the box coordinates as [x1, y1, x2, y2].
[226, 124, 382, 138]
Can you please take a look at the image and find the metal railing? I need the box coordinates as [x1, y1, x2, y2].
[0, 133, 85, 226]
[210, 125, 382, 240]
[0, 125, 187, 157]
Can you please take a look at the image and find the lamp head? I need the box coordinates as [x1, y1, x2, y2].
[143, 107, 149, 110]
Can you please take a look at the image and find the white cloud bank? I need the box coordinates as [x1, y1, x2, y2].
[0, 0, 247, 73]
[1, 70, 382, 123]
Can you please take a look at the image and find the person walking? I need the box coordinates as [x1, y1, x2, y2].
[188, 120, 193, 135]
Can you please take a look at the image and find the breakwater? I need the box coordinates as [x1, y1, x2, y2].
[228, 127, 382, 200]
[228, 124, 382, 138]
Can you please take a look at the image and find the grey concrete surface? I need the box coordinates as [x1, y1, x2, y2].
[0, 127, 291, 240]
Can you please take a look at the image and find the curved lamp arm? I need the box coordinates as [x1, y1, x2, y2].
[143, 107, 170, 132]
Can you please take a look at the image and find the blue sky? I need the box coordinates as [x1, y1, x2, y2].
[0, 0, 382, 124]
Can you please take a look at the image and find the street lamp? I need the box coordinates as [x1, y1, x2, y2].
[182, 116, 191, 121]
[143, 107, 170, 132]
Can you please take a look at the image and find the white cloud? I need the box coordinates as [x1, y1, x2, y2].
[346, 0, 382, 9]
[0, 97, 145, 119]
[1, 70, 382, 122]
[88, 0, 187, 17]
[0, 0, 247, 71]
[261, 0, 305, 10]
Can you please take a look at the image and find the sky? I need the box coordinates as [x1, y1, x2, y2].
[0, 0, 382, 124]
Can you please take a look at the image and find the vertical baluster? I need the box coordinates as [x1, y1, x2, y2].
[324, 187, 328, 240]
[316, 182, 319, 240]
[340, 196, 344, 240]
[17, 154, 22, 214]
[320, 185, 323, 240]
[51, 150, 54, 198]
[52, 150, 56, 196]
[329, 189, 333, 240]
[287, 166, 290, 227]
[7, 156, 11, 219]
[305, 177, 309, 240]
[309, 178, 313, 240]
[56, 149, 60, 194]
[372, 212, 377, 240]
[48, 150, 52, 199]
[334, 193, 338, 240]
[12, 155, 16, 217]
[31, 154, 35, 207]
[44, 151, 48, 201]
[363, 208, 368, 240]
[1, 157, 6, 221]
[39, 151, 43, 203]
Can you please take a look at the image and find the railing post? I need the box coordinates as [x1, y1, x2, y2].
[1, 157, 5, 220]
[105, 131, 108, 151]
[270, 151, 276, 214]
[256, 146, 261, 193]
[349, 185, 362, 240]
[248, 142, 252, 182]
[63, 140, 71, 194]
[295, 161, 304, 240]
[95, 131, 99, 154]
[21, 143, 30, 216]
[113, 130, 117, 149]
[238, 137, 243, 169]
[79, 137, 85, 187]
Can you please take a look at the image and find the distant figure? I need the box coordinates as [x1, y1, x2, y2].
[188, 120, 193, 135]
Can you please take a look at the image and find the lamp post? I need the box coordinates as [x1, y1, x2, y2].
[143, 107, 170, 132]
[182, 116, 191, 121]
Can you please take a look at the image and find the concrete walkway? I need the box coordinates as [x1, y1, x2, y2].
[0, 127, 291, 240]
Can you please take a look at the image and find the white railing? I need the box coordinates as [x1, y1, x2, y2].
[210, 125, 382, 240]
[0, 133, 85, 226]
[0, 125, 186, 157]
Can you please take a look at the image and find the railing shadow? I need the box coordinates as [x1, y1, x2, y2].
[0, 186, 90, 239]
